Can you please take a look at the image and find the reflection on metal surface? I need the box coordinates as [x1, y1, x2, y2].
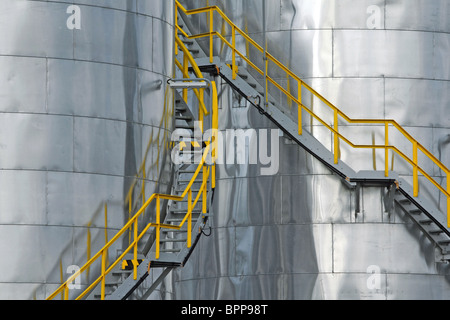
[1, 0, 449, 300]
[0, 0, 174, 299]
[173, 0, 450, 300]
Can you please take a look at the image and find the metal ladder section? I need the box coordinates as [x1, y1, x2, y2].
[175, 11, 450, 262]
[85, 91, 213, 300]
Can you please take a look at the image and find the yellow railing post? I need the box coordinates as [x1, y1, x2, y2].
[298, 80, 302, 136]
[64, 286, 69, 300]
[175, 5, 179, 56]
[101, 249, 106, 300]
[202, 164, 207, 214]
[447, 171, 450, 228]
[188, 189, 192, 248]
[265, 58, 269, 106]
[156, 195, 160, 259]
[133, 220, 138, 280]
[385, 122, 389, 177]
[210, 7, 214, 63]
[212, 81, 218, 190]
[232, 25, 236, 80]
[334, 110, 339, 164]
[183, 54, 189, 102]
[413, 141, 419, 197]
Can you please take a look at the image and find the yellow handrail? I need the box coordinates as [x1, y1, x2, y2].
[46, 28, 218, 300]
[176, 1, 450, 225]
[47, 145, 212, 300]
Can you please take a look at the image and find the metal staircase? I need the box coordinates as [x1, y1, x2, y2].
[46, 1, 450, 301]
[46, 25, 219, 299]
[85, 93, 213, 300]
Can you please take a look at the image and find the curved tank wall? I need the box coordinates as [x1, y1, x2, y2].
[172, 0, 450, 299]
[0, 1, 174, 299]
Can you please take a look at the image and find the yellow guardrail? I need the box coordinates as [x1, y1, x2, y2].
[175, 0, 449, 226]
[46, 31, 218, 300]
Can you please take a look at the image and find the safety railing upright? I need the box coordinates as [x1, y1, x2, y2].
[46, 33, 219, 300]
[175, 0, 449, 226]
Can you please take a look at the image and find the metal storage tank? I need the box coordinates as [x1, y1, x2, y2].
[0, 0, 174, 299]
[172, 0, 450, 299]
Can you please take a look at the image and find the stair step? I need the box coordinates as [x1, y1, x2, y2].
[160, 238, 187, 243]
[161, 248, 182, 253]
[175, 106, 187, 112]
[430, 229, 445, 235]
[162, 228, 188, 233]
[419, 219, 433, 225]
[237, 73, 248, 79]
[175, 188, 202, 193]
[169, 208, 202, 214]
[177, 178, 203, 182]
[398, 199, 411, 205]
[178, 169, 197, 174]
[438, 240, 450, 246]
[176, 124, 195, 130]
[176, 115, 193, 121]
[182, 39, 194, 46]
[409, 209, 422, 215]
[166, 218, 186, 223]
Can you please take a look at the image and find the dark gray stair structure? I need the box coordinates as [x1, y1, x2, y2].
[86, 88, 214, 300]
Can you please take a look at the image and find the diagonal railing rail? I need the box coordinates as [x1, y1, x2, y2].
[46, 34, 218, 300]
[175, 0, 449, 226]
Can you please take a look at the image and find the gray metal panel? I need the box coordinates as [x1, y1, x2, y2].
[333, 223, 436, 274]
[309, 78, 385, 120]
[433, 33, 450, 80]
[73, 117, 126, 176]
[138, 0, 174, 24]
[281, 0, 385, 30]
[385, 0, 450, 33]
[0, 1, 73, 59]
[281, 174, 353, 224]
[0, 225, 73, 283]
[46, 172, 129, 229]
[387, 274, 450, 300]
[0, 113, 73, 171]
[64, 0, 137, 12]
[333, 30, 435, 79]
[0, 56, 47, 113]
[152, 19, 175, 76]
[385, 78, 450, 128]
[73, 5, 139, 67]
[48, 59, 132, 121]
[0, 171, 47, 225]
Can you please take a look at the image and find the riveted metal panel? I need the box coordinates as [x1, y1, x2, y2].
[0, 1, 73, 59]
[0, 56, 47, 114]
[0, 113, 74, 171]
